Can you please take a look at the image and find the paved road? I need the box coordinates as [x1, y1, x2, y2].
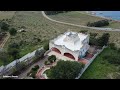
[18, 55, 48, 79]
[41, 11, 120, 32]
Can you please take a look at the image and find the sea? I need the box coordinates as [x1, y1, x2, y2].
[92, 11, 120, 21]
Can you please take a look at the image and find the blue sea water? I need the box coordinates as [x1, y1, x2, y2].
[93, 11, 120, 21]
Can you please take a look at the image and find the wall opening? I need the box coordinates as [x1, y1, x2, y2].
[64, 53, 75, 60]
[52, 47, 61, 54]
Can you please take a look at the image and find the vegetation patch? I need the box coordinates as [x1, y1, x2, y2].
[80, 47, 120, 79]
[46, 60, 84, 79]
[87, 19, 109, 27]
[27, 65, 39, 78]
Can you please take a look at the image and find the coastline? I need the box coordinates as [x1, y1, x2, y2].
[85, 11, 120, 23]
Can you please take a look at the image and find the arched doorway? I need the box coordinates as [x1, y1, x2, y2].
[64, 53, 75, 60]
[52, 47, 61, 54]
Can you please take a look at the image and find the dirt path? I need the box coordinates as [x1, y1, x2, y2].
[41, 11, 120, 32]
[0, 33, 10, 49]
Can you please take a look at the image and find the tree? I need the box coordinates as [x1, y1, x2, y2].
[87, 19, 109, 27]
[0, 50, 8, 66]
[8, 42, 19, 49]
[79, 30, 88, 34]
[0, 22, 9, 32]
[0, 50, 9, 75]
[90, 33, 98, 38]
[46, 60, 84, 79]
[9, 28, 17, 35]
[109, 43, 117, 50]
[43, 41, 49, 51]
[48, 55, 56, 63]
[98, 33, 110, 47]
[35, 49, 45, 59]
[89, 36, 98, 46]
[8, 48, 20, 60]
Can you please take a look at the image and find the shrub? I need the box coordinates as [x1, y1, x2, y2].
[44, 61, 51, 65]
[46, 60, 84, 79]
[0, 22, 9, 32]
[27, 71, 32, 76]
[79, 30, 88, 34]
[90, 33, 98, 38]
[108, 55, 120, 65]
[87, 19, 109, 27]
[35, 49, 45, 59]
[117, 48, 120, 53]
[30, 71, 36, 78]
[48, 55, 56, 63]
[9, 28, 17, 35]
[109, 43, 117, 50]
[8, 42, 20, 49]
[32, 65, 39, 71]
[43, 41, 49, 51]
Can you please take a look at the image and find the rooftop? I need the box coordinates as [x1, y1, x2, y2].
[53, 31, 88, 51]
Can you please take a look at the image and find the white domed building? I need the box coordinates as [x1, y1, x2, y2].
[49, 31, 90, 61]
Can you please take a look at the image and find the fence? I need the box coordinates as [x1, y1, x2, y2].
[0, 47, 44, 77]
[75, 46, 106, 79]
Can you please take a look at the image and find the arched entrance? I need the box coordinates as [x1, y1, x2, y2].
[64, 53, 75, 60]
[52, 47, 61, 54]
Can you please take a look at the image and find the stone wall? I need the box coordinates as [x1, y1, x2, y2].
[75, 46, 106, 79]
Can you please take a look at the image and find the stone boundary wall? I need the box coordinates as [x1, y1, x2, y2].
[75, 46, 106, 79]
[0, 47, 44, 77]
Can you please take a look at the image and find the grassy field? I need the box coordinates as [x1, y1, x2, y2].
[4, 11, 120, 55]
[1, 11, 120, 66]
[49, 11, 120, 29]
[80, 47, 120, 79]
[0, 11, 15, 20]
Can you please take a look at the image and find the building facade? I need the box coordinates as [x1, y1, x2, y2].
[49, 31, 90, 61]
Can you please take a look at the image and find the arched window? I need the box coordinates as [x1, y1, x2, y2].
[64, 53, 75, 60]
[52, 47, 61, 54]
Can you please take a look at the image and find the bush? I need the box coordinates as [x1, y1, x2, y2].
[48, 55, 56, 63]
[117, 48, 120, 53]
[90, 33, 98, 38]
[30, 71, 36, 78]
[0, 22, 9, 32]
[32, 65, 39, 71]
[103, 54, 120, 65]
[27, 71, 32, 76]
[109, 43, 117, 50]
[9, 28, 17, 36]
[8, 48, 20, 60]
[108, 55, 120, 65]
[46, 60, 84, 79]
[79, 30, 88, 34]
[87, 19, 109, 27]
[35, 49, 45, 59]
[43, 41, 49, 51]
[44, 61, 51, 65]
[8, 42, 20, 49]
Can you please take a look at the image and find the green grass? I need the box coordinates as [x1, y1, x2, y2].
[49, 11, 120, 29]
[0, 60, 3, 66]
[49, 11, 103, 26]
[0, 11, 15, 20]
[2, 11, 120, 66]
[80, 47, 120, 79]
